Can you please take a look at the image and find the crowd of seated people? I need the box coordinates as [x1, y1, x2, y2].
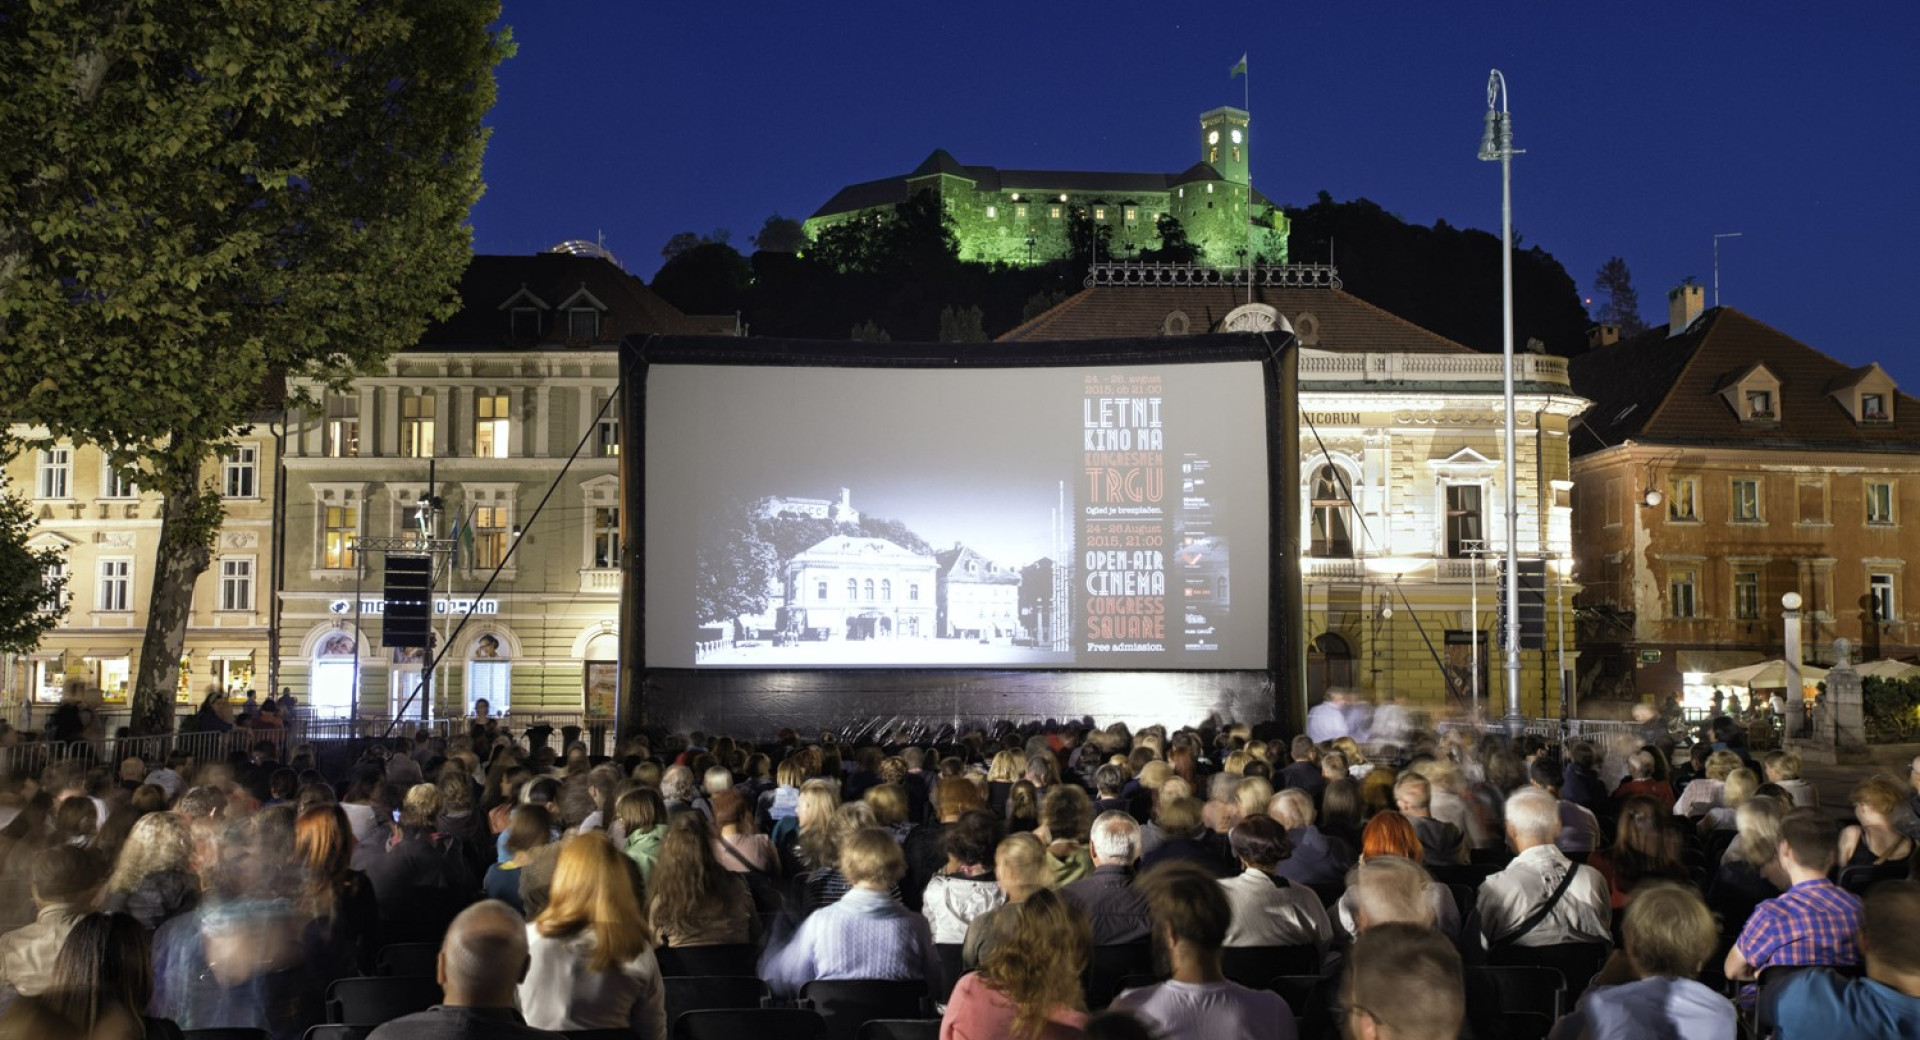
[0, 712, 1916, 1039]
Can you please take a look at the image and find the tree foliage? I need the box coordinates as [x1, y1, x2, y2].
[0, 481, 65, 655]
[752, 214, 807, 254]
[651, 240, 752, 317]
[695, 499, 776, 629]
[937, 304, 986, 343]
[0, 0, 509, 732]
[1593, 256, 1648, 337]
[1138, 214, 1198, 264]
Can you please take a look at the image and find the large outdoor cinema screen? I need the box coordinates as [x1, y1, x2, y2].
[637, 336, 1280, 675]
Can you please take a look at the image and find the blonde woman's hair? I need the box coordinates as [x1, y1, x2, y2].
[1136, 760, 1172, 792]
[535, 833, 649, 971]
[864, 783, 909, 827]
[1722, 768, 1759, 810]
[988, 750, 1024, 784]
[1223, 751, 1251, 776]
[838, 826, 906, 888]
[1763, 750, 1803, 782]
[105, 812, 193, 894]
[980, 887, 1090, 1038]
[1234, 776, 1274, 822]
[1705, 750, 1743, 781]
[1735, 795, 1786, 868]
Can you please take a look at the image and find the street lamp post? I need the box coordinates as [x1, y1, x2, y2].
[1480, 70, 1525, 732]
[1782, 591, 1804, 738]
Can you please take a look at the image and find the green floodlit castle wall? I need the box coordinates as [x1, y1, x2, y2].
[804, 106, 1288, 270]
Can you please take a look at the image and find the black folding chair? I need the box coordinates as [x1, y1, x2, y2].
[1266, 975, 1330, 1040]
[375, 942, 440, 978]
[675, 1008, 827, 1040]
[1083, 942, 1154, 1010]
[301, 1027, 371, 1040]
[664, 976, 771, 1033]
[800, 979, 931, 1040]
[856, 1021, 941, 1040]
[654, 943, 762, 977]
[932, 943, 965, 1004]
[1220, 944, 1320, 988]
[1468, 964, 1567, 1021]
[1487, 942, 1608, 1002]
[324, 976, 443, 1026]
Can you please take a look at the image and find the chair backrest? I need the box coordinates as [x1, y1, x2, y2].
[301, 1027, 371, 1040]
[675, 1008, 827, 1040]
[655, 943, 763, 978]
[856, 1020, 943, 1040]
[932, 944, 965, 1004]
[183, 1030, 272, 1040]
[375, 942, 440, 978]
[1447, 882, 1479, 923]
[1220, 945, 1320, 988]
[1308, 881, 1346, 909]
[800, 979, 931, 1040]
[664, 975, 772, 1032]
[1265, 974, 1329, 1040]
[1467, 964, 1567, 1020]
[1486, 942, 1609, 1001]
[1083, 942, 1154, 1010]
[324, 976, 444, 1026]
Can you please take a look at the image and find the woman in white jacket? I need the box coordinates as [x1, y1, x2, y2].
[922, 810, 1006, 944]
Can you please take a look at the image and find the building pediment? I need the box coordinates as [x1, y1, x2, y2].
[497, 285, 549, 311]
[1428, 447, 1498, 473]
[26, 531, 78, 551]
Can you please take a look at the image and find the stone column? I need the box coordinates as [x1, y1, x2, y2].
[1828, 638, 1866, 747]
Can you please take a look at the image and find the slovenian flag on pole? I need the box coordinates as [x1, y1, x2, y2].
[1230, 53, 1247, 78]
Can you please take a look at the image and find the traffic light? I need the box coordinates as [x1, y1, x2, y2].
[1497, 557, 1548, 650]
[383, 555, 433, 647]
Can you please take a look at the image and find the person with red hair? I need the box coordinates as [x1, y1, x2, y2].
[1333, 811, 1462, 941]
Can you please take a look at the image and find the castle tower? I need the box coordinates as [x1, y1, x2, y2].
[1199, 106, 1249, 184]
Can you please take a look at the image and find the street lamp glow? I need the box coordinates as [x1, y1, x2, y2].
[1479, 69, 1524, 732]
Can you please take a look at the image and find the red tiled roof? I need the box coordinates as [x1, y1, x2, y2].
[997, 283, 1475, 354]
[1568, 307, 1920, 454]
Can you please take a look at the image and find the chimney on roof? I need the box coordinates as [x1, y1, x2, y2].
[1586, 324, 1620, 350]
[1667, 282, 1704, 337]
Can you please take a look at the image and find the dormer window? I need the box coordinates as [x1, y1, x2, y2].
[510, 307, 540, 339]
[568, 308, 598, 341]
[1722, 362, 1783, 425]
[1745, 390, 1773, 419]
[1863, 392, 1889, 421]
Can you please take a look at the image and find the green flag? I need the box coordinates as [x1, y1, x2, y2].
[1230, 53, 1247, 78]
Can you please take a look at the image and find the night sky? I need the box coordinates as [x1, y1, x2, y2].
[472, 2, 1920, 387]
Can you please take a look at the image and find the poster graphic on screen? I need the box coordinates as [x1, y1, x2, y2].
[644, 362, 1267, 670]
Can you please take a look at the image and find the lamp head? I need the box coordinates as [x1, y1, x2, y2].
[1479, 108, 1502, 161]
[1782, 591, 1803, 611]
[1641, 489, 1664, 508]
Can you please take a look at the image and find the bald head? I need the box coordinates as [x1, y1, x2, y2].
[439, 899, 530, 1006]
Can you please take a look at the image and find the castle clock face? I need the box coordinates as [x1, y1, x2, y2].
[1208, 130, 1220, 145]
[1231, 129, 1243, 144]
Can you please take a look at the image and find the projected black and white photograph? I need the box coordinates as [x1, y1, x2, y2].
[643, 361, 1269, 670]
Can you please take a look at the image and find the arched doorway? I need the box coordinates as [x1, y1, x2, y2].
[1307, 632, 1356, 702]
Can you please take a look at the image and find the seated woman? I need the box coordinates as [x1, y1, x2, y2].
[962, 832, 1050, 970]
[1706, 795, 1784, 930]
[1762, 750, 1819, 810]
[922, 809, 1006, 945]
[1698, 768, 1758, 837]
[649, 814, 758, 948]
[520, 834, 666, 1038]
[764, 826, 940, 995]
[1219, 816, 1333, 956]
[483, 803, 553, 913]
[616, 787, 669, 885]
[1548, 883, 1735, 1040]
[1587, 795, 1690, 911]
[940, 888, 1091, 1040]
[1033, 785, 1095, 887]
[1839, 775, 1915, 882]
[1672, 750, 1742, 818]
[710, 788, 778, 875]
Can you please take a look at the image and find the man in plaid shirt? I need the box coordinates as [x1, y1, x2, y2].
[1725, 807, 1863, 998]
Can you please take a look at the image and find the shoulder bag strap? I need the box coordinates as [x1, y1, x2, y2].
[1493, 860, 1580, 950]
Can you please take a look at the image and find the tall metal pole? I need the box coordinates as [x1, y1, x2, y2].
[1713, 232, 1743, 308]
[1783, 591, 1804, 737]
[422, 458, 436, 723]
[1481, 70, 1524, 732]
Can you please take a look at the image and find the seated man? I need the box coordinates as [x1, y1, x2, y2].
[1344, 923, 1465, 1040]
[1279, 735, 1326, 802]
[1725, 808, 1862, 998]
[1267, 788, 1354, 887]
[1395, 774, 1467, 867]
[1766, 879, 1920, 1038]
[367, 899, 560, 1040]
[1060, 811, 1153, 946]
[1551, 882, 1735, 1039]
[1109, 861, 1293, 1039]
[1478, 788, 1611, 949]
[0, 846, 103, 999]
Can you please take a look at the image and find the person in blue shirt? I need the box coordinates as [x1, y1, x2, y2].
[1766, 879, 1920, 1040]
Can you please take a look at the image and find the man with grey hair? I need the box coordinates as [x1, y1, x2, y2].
[1061, 810, 1152, 945]
[1268, 788, 1353, 887]
[1477, 787, 1610, 949]
[367, 899, 559, 1039]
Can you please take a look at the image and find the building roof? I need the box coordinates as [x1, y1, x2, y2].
[810, 155, 1249, 220]
[1567, 307, 1920, 455]
[997, 282, 1476, 354]
[934, 545, 1021, 584]
[418, 253, 704, 349]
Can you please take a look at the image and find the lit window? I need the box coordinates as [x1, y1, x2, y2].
[402, 392, 436, 458]
[1014, 205, 1027, 219]
[1731, 479, 1762, 522]
[568, 308, 598, 341]
[1666, 477, 1698, 521]
[475, 394, 510, 459]
[324, 506, 359, 569]
[472, 505, 510, 570]
[221, 445, 258, 499]
[1206, 184, 1214, 194]
[97, 558, 132, 612]
[1445, 485, 1483, 558]
[219, 557, 254, 611]
[1049, 206, 1061, 219]
[1094, 208, 1106, 220]
[1871, 573, 1897, 622]
[1733, 571, 1759, 620]
[1669, 569, 1697, 619]
[1309, 465, 1353, 559]
[469, 659, 511, 714]
[325, 395, 359, 458]
[986, 205, 997, 219]
[1863, 392, 1889, 420]
[597, 417, 620, 457]
[1125, 207, 1137, 222]
[400, 502, 430, 537]
[1868, 481, 1895, 525]
[36, 447, 72, 499]
[593, 507, 620, 569]
[1745, 389, 1773, 418]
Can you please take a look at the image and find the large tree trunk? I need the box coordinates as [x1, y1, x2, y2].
[131, 466, 215, 736]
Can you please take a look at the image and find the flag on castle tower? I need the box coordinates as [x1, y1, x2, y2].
[1230, 54, 1247, 78]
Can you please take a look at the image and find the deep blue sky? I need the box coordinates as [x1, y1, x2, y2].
[472, 2, 1920, 386]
